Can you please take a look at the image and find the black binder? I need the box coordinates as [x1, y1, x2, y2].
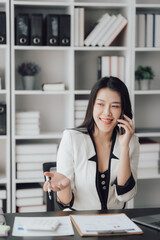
[0, 12, 6, 44]
[46, 14, 59, 46]
[59, 15, 70, 46]
[0, 103, 6, 135]
[16, 14, 30, 45]
[30, 14, 43, 46]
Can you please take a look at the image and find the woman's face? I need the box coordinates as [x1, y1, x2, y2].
[93, 88, 122, 134]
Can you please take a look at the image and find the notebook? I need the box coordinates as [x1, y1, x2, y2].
[132, 214, 160, 230]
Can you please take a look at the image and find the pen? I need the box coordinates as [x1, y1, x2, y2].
[86, 229, 135, 234]
[46, 176, 52, 200]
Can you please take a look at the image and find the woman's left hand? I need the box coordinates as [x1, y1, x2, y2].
[117, 114, 134, 146]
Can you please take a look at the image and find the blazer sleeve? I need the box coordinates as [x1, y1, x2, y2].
[114, 135, 140, 202]
[56, 130, 75, 193]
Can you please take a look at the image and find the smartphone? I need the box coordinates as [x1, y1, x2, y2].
[119, 112, 125, 135]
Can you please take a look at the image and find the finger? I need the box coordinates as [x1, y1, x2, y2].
[43, 181, 48, 192]
[44, 171, 54, 178]
[123, 115, 134, 126]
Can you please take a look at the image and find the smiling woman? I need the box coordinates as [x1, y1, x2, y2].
[43, 76, 139, 211]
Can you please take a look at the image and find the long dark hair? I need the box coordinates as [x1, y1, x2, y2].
[77, 76, 133, 133]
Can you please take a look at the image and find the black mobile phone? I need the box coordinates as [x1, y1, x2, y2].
[119, 112, 125, 135]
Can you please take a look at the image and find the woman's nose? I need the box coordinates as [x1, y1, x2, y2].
[103, 106, 111, 116]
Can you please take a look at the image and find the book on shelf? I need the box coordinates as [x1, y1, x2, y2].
[16, 13, 30, 45]
[17, 204, 46, 213]
[137, 168, 159, 179]
[74, 8, 85, 46]
[16, 153, 57, 163]
[74, 8, 79, 46]
[91, 14, 116, 47]
[30, 14, 43, 46]
[46, 14, 59, 46]
[16, 129, 40, 136]
[16, 143, 58, 155]
[155, 14, 160, 47]
[136, 14, 146, 48]
[16, 196, 43, 207]
[17, 170, 43, 179]
[97, 56, 125, 81]
[139, 138, 160, 152]
[146, 14, 153, 48]
[138, 159, 158, 169]
[16, 118, 39, 124]
[84, 13, 111, 46]
[17, 162, 43, 171]
[42, 82, 65, 91]
[0, 199, 6, 213]
[16, 124, 39, 131]
[75, 100, 88, 107]
[16, 111, 40, 119]
[75, 110, 86, 119]
[16, 183, 43, 198]
[0, 12, 6, 44]
[139, 152, 159, 161]
[59, 14, 70, 46]
[97, 14, 127, 47]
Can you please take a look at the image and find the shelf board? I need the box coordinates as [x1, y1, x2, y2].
[137, 174, 160, 180]
[136, 3, 160, 8]
[0, 45, 7, 49]
[74, 2, 128, 8]
[134, 90, 160, 95]
[15, 131, 63, 139]
[75, 46, 128, 51]
[14, 90, 70, 95]
[135, 47, 160, 52]
[14, 46, 71, 51]
[13, 1, 71, 7]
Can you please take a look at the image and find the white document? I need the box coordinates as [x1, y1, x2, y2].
[71, 213, 143, 235]
[12, 216, 74, 237]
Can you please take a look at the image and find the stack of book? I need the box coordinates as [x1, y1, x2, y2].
[16, 143, 58, 179]
[0, 185, 6, 212]
[74, 100, 88, 127]
[16, 111, 40, 136]
[74, 7, 85, 46]
[16, 183, 46, 213]
[97, 56, 125, 81]
[137, 138, 160, 179]
[84, 13, 128, 47]
[136, 13, 160, 48]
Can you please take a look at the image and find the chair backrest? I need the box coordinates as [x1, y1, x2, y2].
[43, 162, 61, 212]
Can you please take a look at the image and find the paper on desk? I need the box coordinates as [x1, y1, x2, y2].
[12, 216, 74, 237]
[71, 213, 143, 236]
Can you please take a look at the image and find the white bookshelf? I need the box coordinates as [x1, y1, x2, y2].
[7, 0, 160, 212]
[0, 0, 10, 213]
[132, 0, 160, 208]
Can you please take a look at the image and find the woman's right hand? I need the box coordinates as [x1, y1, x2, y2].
[43, 172, 71, 192]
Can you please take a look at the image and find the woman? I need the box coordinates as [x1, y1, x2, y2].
[43, 76, 139, 210]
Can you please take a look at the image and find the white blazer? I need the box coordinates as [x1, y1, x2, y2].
[57, 129, 139, 210]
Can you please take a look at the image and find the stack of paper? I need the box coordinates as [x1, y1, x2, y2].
[16, 143, 58, 179]
[74, 100, 88, 127]
[16, 183, 46, 213]
[138, 138, 160, 179]
[84, 13, 128, 47]
[16, 111, 40, 136]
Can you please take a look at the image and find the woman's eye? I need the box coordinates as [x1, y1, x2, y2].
[112, 105, 120, 108]
[97, 103, 103, 106]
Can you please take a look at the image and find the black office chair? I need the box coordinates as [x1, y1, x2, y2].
[43, 162, 61, 211]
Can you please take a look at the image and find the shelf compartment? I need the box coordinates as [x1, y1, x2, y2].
[14, 49, 73, 91]
[135, 95, 160, 130]
[15, 95, 74, 133]
[135, 51, 160, 91]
